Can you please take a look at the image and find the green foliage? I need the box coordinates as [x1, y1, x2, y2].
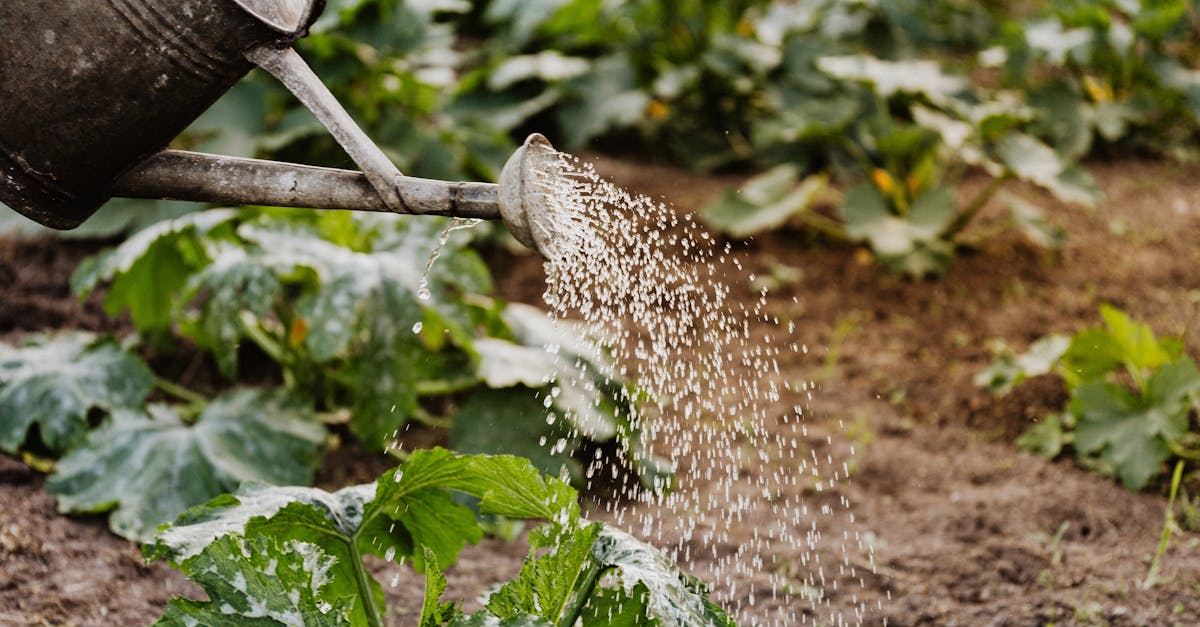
[147, 450, 731, 627]
[982, 305, 1200, 490]
[157, 535, 355, 626]
[993, 0, 1200, 159]
[1061, 304, 1184, 388]
[0, 332, 154, 454]
[975, 334, 1071, 395]
[700, 165, 828, 239]
[71, 210, 657, 487]
[47, 388, 325, 541]
[1070, 359, 1199, 489]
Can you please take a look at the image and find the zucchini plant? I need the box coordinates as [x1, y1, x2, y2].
[146, 449, 732, 626]
[978, 305, 1200, 490]
[0, 208, 666, 540]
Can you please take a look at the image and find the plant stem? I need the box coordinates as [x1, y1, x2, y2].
[945, 175, 1007, 238]
[800, 212, 849, 241]
[1143, 460, 1184, 590]
[348, 536, 386, 627]
[154, 377, 207, 406]
[558, 559, 609, 627]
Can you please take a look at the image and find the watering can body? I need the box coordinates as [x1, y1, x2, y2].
[0, 1, 558, 257]
[0, 0, 322, 229]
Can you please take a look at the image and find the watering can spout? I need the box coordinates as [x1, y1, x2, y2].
[113, 131, 564, 258]
[0, 0, 561, 257]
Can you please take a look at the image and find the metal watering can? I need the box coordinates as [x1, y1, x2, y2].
[0, 0, 559, 255]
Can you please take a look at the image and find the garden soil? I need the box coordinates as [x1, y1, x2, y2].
[2, 157, 1199, 626]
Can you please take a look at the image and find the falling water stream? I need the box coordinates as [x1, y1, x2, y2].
[419, 156, 877, 625]
[533, 151, 878, 626]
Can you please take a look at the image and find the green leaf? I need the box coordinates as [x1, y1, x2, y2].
[700, 167, 827, 238]
[555, 54, 651, 148]
[1007, 196, 1066, 250]
[579, 583, 656, 626]
[839, 185, 900, 251]
[451, 614, 554, 627]
[589, 526, 735, 626]
[815, 55, 967, 105]
[839, 185, 957, 277]
[0, 333, 154, 454]
[419, 546, 459, 627]
[481, 523, 732, 626]
[47, 388, 324, 541]
[181, 244, 285, 377]
[1016, 413, 1067, 460]
[907, 186, 958, 240]
[486, 522, 604, 622]
[975, 335, 1071, 395]
[994, 134, 1099, 207]
[451, 388, 580, 482]
[156, 535, 353, 626]
[221, 222, 424, 447]
[150, 451, 582, 625]
[1061, 304, 1180, 386]
[71, 210, 239, 333]
[1070, 359, 1200, 490]
[474, 339, 559, 389]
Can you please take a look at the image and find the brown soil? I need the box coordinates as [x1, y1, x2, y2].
[3, 156, 1200, 626]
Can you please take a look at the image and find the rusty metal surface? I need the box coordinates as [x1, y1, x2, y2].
[0, 0, 322, 229]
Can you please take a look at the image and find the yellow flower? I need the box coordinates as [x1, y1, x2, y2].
[907, 173, 923, 196]
[646, 99, 671, 121]
[289, 317, 308, 347]
[1082, 75, 1113, 103]
[872, 168, 895, 196]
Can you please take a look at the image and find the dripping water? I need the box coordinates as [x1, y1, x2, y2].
[525, 150, 880, 626]
[418, 217, 482, 301]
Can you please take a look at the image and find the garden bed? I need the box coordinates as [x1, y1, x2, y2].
[2, 155, 1199, 625]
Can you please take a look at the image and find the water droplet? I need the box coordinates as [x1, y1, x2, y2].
[412, 321, 423, 334]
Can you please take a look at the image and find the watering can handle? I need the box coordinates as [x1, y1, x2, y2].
[244, 44, 409, 214]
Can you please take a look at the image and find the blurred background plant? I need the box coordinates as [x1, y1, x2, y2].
[3, 0, 1199, 519]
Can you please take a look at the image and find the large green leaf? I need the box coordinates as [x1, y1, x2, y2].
[486, 522, 605, 622]
[0, 333, 154, 454]
[839, 184, 957, 276]
[451, 388, 581, 481]
[1070, 358, 1200, 490]
[150, 451, 727, 626]
[1061, 304, 1181, 387]
[700, 166, 827, 238]
[47, 388, 324, 541]
[70, 210, 239, 333]
[994, 133, 1099, 207]
[816, 55, 967, 105]
[588, 526, 735, 626]
[231, 220, 460, 447]
[149, 450, 579, 625]
[150, 449, 577, 566]
[474, 523, 734, 626]
[181, 244, 285, 377]
[555, 54, 651, 148]
[156, 535, 354, 626]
